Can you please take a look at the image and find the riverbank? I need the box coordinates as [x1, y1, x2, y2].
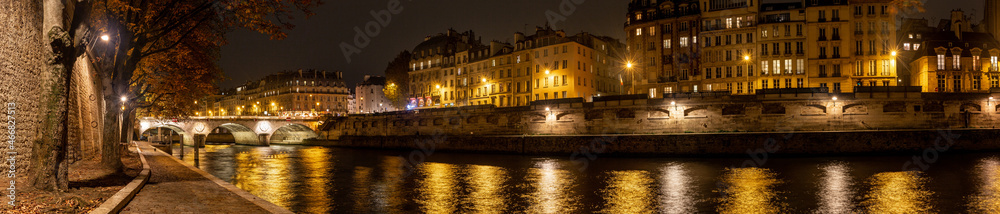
[0, 149, 142, 214]
[120, 141, 292, 213]
[307, 129, 996, 156]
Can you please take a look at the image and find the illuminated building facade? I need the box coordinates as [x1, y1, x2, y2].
[407, 28, 625, 109]
[355, 75, 397, 113]
[625, 0, 899, 94]
[208, 69, 350, 117]
[906, 10, 1000, 93]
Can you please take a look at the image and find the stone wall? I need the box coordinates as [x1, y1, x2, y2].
[325, 91, 1000, 138]
[67, 54, 104, 162]
[1, 0, 105, 186]
[1, 0, 49, 185]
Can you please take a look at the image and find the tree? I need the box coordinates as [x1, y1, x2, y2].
[383, 51, 412, 109]
[82, 0, 321, 171]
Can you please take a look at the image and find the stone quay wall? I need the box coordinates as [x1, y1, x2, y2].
[318, 90, 1000, 155]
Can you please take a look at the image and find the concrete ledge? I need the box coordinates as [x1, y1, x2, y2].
[89, 142, 150, 214]
[150, 144, 293, 214]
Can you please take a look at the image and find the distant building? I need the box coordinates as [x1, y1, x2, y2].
[347, 94, 357, 114]
[207, 69, 350, 117]
[355, 75, 395, 113]
[406, 28, 624, 109]
[906, 10, 1000, 93]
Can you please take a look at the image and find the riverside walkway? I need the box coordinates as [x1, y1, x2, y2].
[120, 141, 291, 213]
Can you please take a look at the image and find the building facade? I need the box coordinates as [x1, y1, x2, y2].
[906, 10, 1000, 93]
[625, 0, 898, 95]
[355, 75, 396, 114]
[407, 28, 624, 109]
[206, 69, 351, 117]
[624, 0, 702, 95]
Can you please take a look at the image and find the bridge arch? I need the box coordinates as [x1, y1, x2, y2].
[139, 124, 193, 146]
[215, 123, 264, 146]
[269, 124, 319, 144]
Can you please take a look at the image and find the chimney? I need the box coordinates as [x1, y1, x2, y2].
[514, 32, 525, 43]
[953, 10, 965, 40]
[364, 75, 371, 82]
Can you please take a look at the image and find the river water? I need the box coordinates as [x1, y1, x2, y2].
[171, 144, 1000, 213]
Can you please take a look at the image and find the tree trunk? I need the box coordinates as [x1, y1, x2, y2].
[32, 25, 73, 191]
[100, 98, 123, 171]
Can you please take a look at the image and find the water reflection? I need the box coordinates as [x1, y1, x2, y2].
[969, 157, 1000, 213]
[352, 166, 373, 212]
[416, 162, 459, 214]
[372, 157, 405, 213]
[658, 163, 696, 214]
[299, 147, 332, 213]
[861, 171, 933, 213]
[815, 162, 855, 214]
[231, 147, 295, 209]
[716, 167, 786, 214]
[526, 159, 579, 214]
[600, 170, 655, 213]
[464, 164, 509, 213]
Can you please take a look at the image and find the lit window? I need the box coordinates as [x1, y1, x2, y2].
[761, 61, 769, 75]
[914, 44, 921, 50]
[680, 37, 689, 47]
[954, 54, 961, 69]
[938, 54, 946, 70]
[904, 43, 911, 51]
[664, 39, 671, 49]
[636, 28, 642, 36]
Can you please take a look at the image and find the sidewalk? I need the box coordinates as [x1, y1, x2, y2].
[120, 141, 290, 213]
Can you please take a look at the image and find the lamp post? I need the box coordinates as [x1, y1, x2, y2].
[119, 96, 127, 151]
[743, 55, 751, 94]
[626, 62, 635, 94]
[891, 51, 898, 86]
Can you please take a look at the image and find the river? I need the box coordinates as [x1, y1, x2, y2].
[171, 144, 1000, 213]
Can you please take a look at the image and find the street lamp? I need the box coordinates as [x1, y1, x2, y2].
[100, 35, 109, 42]
[625, 61, 635, 94]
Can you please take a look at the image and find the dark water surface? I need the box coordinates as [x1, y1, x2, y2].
[171, 144, 1000, 213]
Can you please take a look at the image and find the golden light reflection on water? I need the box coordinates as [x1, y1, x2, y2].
[716, 167, 785, 214]
[600, 170, 655, 214]
[416, 162, 459, 214]
[300, 147, 332, 213]
[526, 159, 579, 214]
[969, 157, 1000, 213]
[815, 162, 855, 214]
[464, 164, 509, 213]
[352, 166, 373, 212]
[659, 163, 696, 214]
[233, 148, 294, 209]
[860, 171, 933, 213]
[372, 157, 405, 213]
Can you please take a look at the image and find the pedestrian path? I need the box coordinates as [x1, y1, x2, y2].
[121, 141, 290, 213]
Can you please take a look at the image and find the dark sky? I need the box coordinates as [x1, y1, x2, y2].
[219, 0, 981, 90]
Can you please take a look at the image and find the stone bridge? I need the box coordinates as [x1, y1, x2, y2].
[138, 116, 323, 146]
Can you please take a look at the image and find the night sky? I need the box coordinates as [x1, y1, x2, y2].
[218, 0, 982, 90]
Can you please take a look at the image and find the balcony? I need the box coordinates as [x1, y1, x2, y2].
[854, 31, 863, 35]
[818, 36, 827, 41]
[818, 18, 827, 22]
[832, 17, 841, 22]
[832, 35, 841, 41]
